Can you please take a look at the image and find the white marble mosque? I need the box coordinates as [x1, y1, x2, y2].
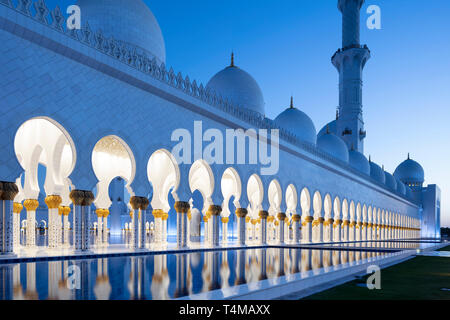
[0, 0, 442, 259]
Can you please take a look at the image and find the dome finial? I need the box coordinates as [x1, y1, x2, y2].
[382, 164, 385, 171]
[230, 52, 235, 67]
[336, 108, 339, 120]
[290, 96, 294, 109]
[369, 155, 371, 163]
[407, 153, 410, 160]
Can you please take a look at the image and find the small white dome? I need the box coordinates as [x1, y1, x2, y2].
[274, 98, 317, 145]
[349, 150, 370, 175]
[317, 131, 349, 163]
[384, 171, 397, 191]
[396, 177, 406, 195]
[370, 161, 386, 184]
[207, 54, 265, 115]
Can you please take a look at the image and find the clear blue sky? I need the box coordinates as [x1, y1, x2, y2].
[46, 0, 450, 227]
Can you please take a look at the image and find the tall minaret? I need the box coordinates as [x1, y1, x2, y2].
[332, 0, 370, 153]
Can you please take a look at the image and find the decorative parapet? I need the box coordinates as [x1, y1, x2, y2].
[0, 0, 414, 204]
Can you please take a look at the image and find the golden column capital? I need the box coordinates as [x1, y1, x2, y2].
[69, 190, 94, 206]
[259, 210, 269, 219]
[203, 216, 209, 223]
[96, 208, 109, 218]
[0, 181, 19, 201]
[207, 205, 222, 216]
[45, 195, 62, 209]
[245, 216, 251, 223]
[303, 216, 314, 223]
[342, 220, 350, 226]
[13, 202, 23, 214]
[221, 217, 229, 224]
[129, 196, 149, 211]
[59, 206, 71, 216]
[153, 209, 164, 219]
[174, 201, 190, 213]
[24, 199, 39, 211]
[161, 213, 169, 221]
[277, 212, 286, 221]
[267, 216, 275, 223]
[292, 214, 301, 222]
[274, 220, 279, 226]
[235, 208, 248, 218]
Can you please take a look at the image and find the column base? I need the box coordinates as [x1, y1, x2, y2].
[72, 249, 93, 255]
[0, 252, 17, 258]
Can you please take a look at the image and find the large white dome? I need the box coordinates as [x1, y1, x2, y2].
[207, 55, 265, 115]
[77, 0, 166, 64]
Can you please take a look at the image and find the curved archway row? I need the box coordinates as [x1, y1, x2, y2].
[5, 117, 422, 254]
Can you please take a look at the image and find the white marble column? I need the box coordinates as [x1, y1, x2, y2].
[333, 219, 342, 242]
[70, 190, 94, 252]
[102, 210, 109, 245]
[221, 217, 229, 244]
[236, 208, 247, 246]
[129, 197, 142, 250]
[45, 195, 62, 249]
[277, 213, 286, 244]
[13, 202, 23, 250]
[0, 182, 19, 255]
[175, 201, 190, 248]
[95, 209, 104, 246]
[152, 210, 164, 244]
[139, 199, 149, 249]
[58, 206, 71, 248]
[208, 205, 222, 247]
[313, 217, 324, 243]
[326, 218, 334, 242]
[302, 216, 313, 244]
[357, 222, 363, 241]
[259, 211, 268, 245]
[342, 220, 350, 242]
[292, 215, 301, 244]
[161, 213, 168, 244]
[24, 199, 39, 248]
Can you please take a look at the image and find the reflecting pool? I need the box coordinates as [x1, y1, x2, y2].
[0, 248, 389, 300]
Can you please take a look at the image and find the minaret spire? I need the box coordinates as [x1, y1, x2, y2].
[290, 96, 294, 109]
[333, 0, 370, 153]
[230, 52, 235, 67]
